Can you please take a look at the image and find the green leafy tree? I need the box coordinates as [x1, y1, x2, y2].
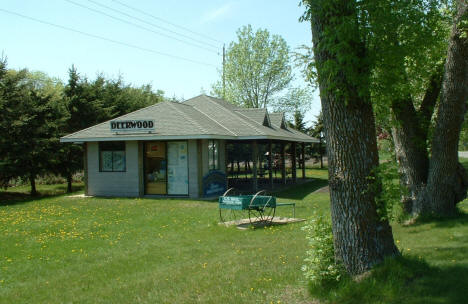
[362, 0, 454, 215]
[212, 25, 292, 108]
[299, 0, 466, 217]
[272, 87, 312, 131]
[421, 0, 468, 216]
[365, 0, 468, 216]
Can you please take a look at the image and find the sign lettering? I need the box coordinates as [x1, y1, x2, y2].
[110, 120, 155, 133]
[202, 170, 227, 197]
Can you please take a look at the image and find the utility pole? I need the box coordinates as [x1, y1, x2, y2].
[222, 43, 226, 99]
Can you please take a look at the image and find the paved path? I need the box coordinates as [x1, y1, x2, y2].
[459, 151, 468, 158]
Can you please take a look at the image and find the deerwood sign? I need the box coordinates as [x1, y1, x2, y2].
[110, 120, 155, 133]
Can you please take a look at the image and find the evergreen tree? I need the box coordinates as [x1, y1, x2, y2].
[0, 61, 66, 194]
[56, 66, 110, 192]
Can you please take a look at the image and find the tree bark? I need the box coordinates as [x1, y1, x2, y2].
[67, 172, 73, 193]
[391, 97, 430, 213]
[307, 0, 399, 275]
[416, 1, 468, 216]
[29, 174, 37, 196]
[390, 66, 442, 215]
[319, 137, 323, 169]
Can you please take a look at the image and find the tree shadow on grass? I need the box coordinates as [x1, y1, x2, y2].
[0, 184, 84, 206]
[403, 210, 468, 229]
[274, 179, 328, 200]
[313, 256, 468, 304]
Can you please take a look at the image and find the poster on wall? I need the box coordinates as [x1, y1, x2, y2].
[202, 171, 227, 197]
[167, 142, 188, 195]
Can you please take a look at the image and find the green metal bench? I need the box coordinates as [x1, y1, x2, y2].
[219, 189, 276, 225]
[219, 189, 297, 225]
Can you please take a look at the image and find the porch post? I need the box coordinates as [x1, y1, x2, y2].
[281, 142, 286, 184]
[319, 136, 323, 169]
[268, 140, 273, 189]
[302, 142, 306, 179]
[83, 142, 88, 196]
[292, 142, 297, 183]
[252, 140, 258, 191]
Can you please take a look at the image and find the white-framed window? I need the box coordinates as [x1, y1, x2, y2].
[208, 140, 219, 170]
[99, 141, 126, 172]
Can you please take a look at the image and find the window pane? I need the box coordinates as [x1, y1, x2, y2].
[113, 151, 126, 171]
[101, 151, 113, 171]
[100, 141, 125, 151]
[213, 141, 218, 170]
[208, 140, 214, 170]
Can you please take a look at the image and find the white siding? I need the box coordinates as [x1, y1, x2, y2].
[187, 139, 199, 198]
[87, 141, 140, 197]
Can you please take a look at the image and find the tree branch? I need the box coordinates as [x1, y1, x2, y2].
[418, 63, 444, 129]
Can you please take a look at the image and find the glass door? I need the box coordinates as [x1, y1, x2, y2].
[145, 142, 167, 195]
[167, 141, 188, 195]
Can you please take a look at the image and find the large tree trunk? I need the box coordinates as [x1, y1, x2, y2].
[307, 0, 399, 275]
[319, 137, 323, 169]
[29, 174, 37, 196]
[390, 61, 442, 215]
[324, 95, 399, 275]
[66, 172, 73, 193]
[391, 97, 431, 214]
[416, 1, 468, 216]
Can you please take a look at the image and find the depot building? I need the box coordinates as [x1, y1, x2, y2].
[61, 95, 319, 198]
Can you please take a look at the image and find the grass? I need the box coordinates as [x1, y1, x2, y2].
[318, 201, 468, 304]
[1, 165, 467, 303]
[0, 183, 84, 206]
[0, 169, 329, 304]
[460, 157, 468, 171]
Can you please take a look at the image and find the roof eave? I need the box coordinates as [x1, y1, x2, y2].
[60, 134, 319, 143]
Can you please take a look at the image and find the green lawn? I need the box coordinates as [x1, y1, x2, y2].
[1, 166, 467, 303]
[0, 183, 84, 206]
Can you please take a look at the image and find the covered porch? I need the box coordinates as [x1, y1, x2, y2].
[225, 139, 316, 192]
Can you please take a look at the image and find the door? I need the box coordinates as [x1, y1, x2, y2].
[167, 141, 188, 195]
[145, 142, 167, 195]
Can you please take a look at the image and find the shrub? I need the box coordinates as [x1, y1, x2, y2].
[301, 213, 343, 287]
[37, 174, 66, 185]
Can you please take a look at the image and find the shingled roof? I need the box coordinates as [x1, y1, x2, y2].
[60, 95, 319, 143]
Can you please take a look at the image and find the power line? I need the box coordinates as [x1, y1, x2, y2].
[85, 0, 221, 51]
[0, 8, 218, 68]
[63, 0, 219, 55]
[111, 0, 224, 44]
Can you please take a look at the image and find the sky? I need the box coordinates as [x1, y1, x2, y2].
[0, 0, 321, 124]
